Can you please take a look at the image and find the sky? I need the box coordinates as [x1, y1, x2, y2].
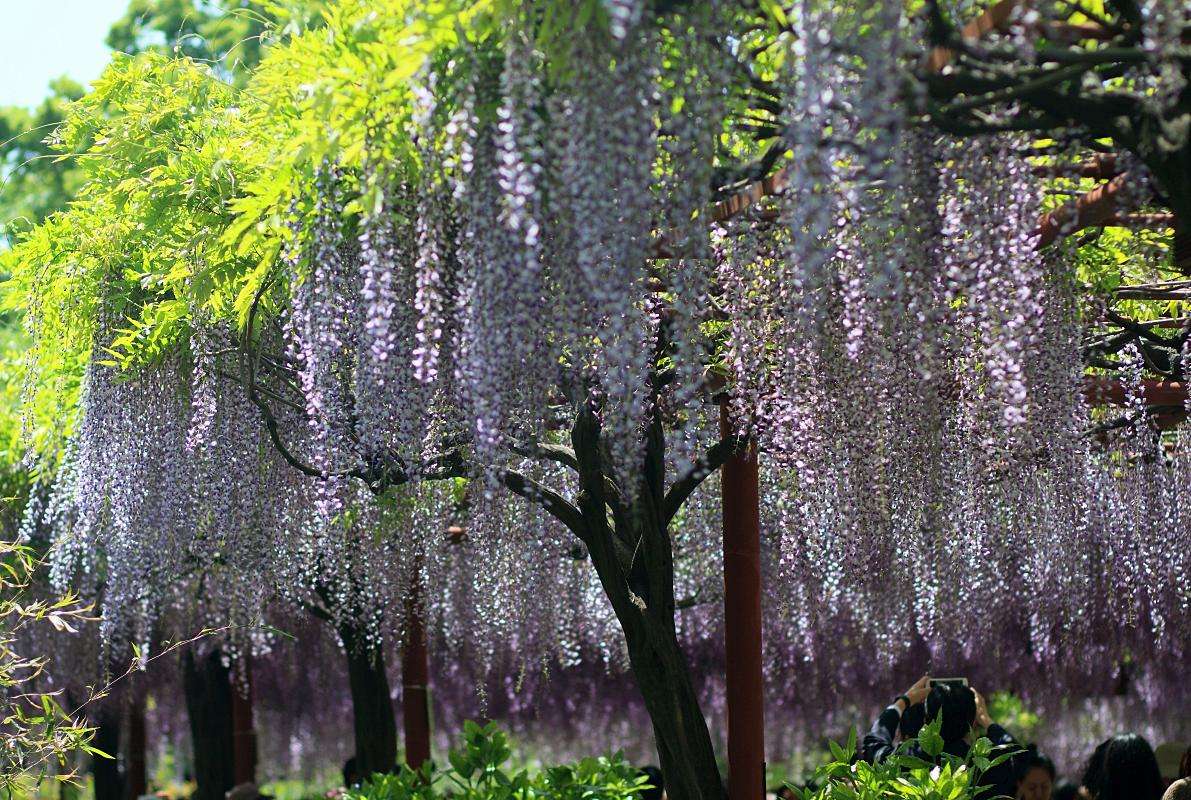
[0, 0, 130, 108]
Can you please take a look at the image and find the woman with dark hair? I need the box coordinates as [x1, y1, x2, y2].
[1081, 738, 1110, 796]
[639, 765, 665, 800]
[1016, 747, 1055, 800]
[1082, 733, 1164, 800]
[861, 676, 1021, 798]
[898, 701, 925, 740]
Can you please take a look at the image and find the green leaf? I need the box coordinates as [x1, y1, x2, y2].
[919, 719, 945, 759]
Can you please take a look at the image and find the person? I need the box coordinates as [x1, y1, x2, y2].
[1081, 733, 1164, 800]
[1050, 780, 1079, 800]
[899, 700, 925, 740]
[1080, 738, 1109, 795]
[1164, 778, 1191, 800]
[1182, 744, 1191, 780]
[342, 757, 361, 789]
[862, 675, 933, 764]
[639, 765, 664, 800]
[862, 676, 1022, 798]
[1016, 747, 1055, 800]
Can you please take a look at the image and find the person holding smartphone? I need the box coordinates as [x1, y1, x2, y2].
[862, 676, 1022, 797]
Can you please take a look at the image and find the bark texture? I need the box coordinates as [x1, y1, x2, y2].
[568, 408, 726, 800]
[91, 705, 122, 800]
[183, 649, 236, 800]
[340, 623, 399, 778]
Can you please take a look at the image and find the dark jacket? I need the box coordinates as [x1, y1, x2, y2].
[862, 705, 1022, 798]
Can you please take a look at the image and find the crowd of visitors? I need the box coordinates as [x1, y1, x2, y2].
[231, 679, 1189, 800]
[852, 676, 1191, 800]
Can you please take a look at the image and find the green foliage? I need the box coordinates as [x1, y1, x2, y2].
[0, 325, 33, 529]
[0, 0, 522, 469]
[793, 721, 1016, 800]
[347, 721, 649, 800]
[985, 694, 1039, 744]
[105, 0, 327, 84]
[0, 78, 87, 245]
[1, 51, 251, 470]
[0, 540, 100, 788]
[0, 1, 318, 247]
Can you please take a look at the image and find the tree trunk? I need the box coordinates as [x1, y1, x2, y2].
[183, 649, 236, 800]
[91, 705, 122, 800]
[231, 660, 258, 785]
[123, 690, 148, 800]
[1175, 216, 1191, 275]
[618, 609, 725, 800]
[1140, 150, 1191, 274]
[569, 409, 726, 800]
[340, 623, 398, 779]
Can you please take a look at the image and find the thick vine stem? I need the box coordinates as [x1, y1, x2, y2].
[498, 468, 590, 544]
[663, 433, 746, 527]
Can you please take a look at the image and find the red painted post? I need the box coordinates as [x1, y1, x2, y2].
[1082, 376, 1189, 407]
[720, 400, 765, 800]
[230, 660, 257, 785]
[403, 573, 432, 771]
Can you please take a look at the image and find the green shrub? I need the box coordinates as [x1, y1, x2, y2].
[346, 721, 649, 800]
[792, 720, 1017, 800]
[351, 719, 1014, 800]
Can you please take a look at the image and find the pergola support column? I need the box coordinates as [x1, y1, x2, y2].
[403, 572, 432, 772]
[720, 400, 765, 800]
[231, 659, 257, 786]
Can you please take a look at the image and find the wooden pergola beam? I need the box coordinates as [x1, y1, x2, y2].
[926, 0, 1023, 73]
[1034, 172, 1135, 247]
[712, 169, 789, 223]
[1033, 154, 1121, 180]
[655, 165, 1153, 259]
[924, 0, 1118, 73]
[1083, 376, 1188, 407]
[1114, 280, 1191, 301]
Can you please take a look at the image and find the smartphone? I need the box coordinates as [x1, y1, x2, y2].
[929, 677, 969, 690]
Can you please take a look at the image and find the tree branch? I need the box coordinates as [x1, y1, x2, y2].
[507, 440, 579, 471]
[1105, 309, 1178, 346]
[299, 598, 332, 623]
[936, 62, 1093, 115]
[500, 468, 590, 543]
[239, 276, 327, 480]
[663, 434, 746, 526]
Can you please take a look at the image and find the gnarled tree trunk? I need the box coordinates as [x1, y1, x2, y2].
[91, 705, 122, 800]
[616, 602, 724, 800]
[183, 649, 236, 800]
[568, 408, 726, 800]
[339, 622, 398, 778]
[123, 689, 147, 800]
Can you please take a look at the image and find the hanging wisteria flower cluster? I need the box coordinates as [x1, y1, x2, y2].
[16, 0, 1190, 742]
[709, 0, 1187, 720]
[23, 315, 422, 659]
